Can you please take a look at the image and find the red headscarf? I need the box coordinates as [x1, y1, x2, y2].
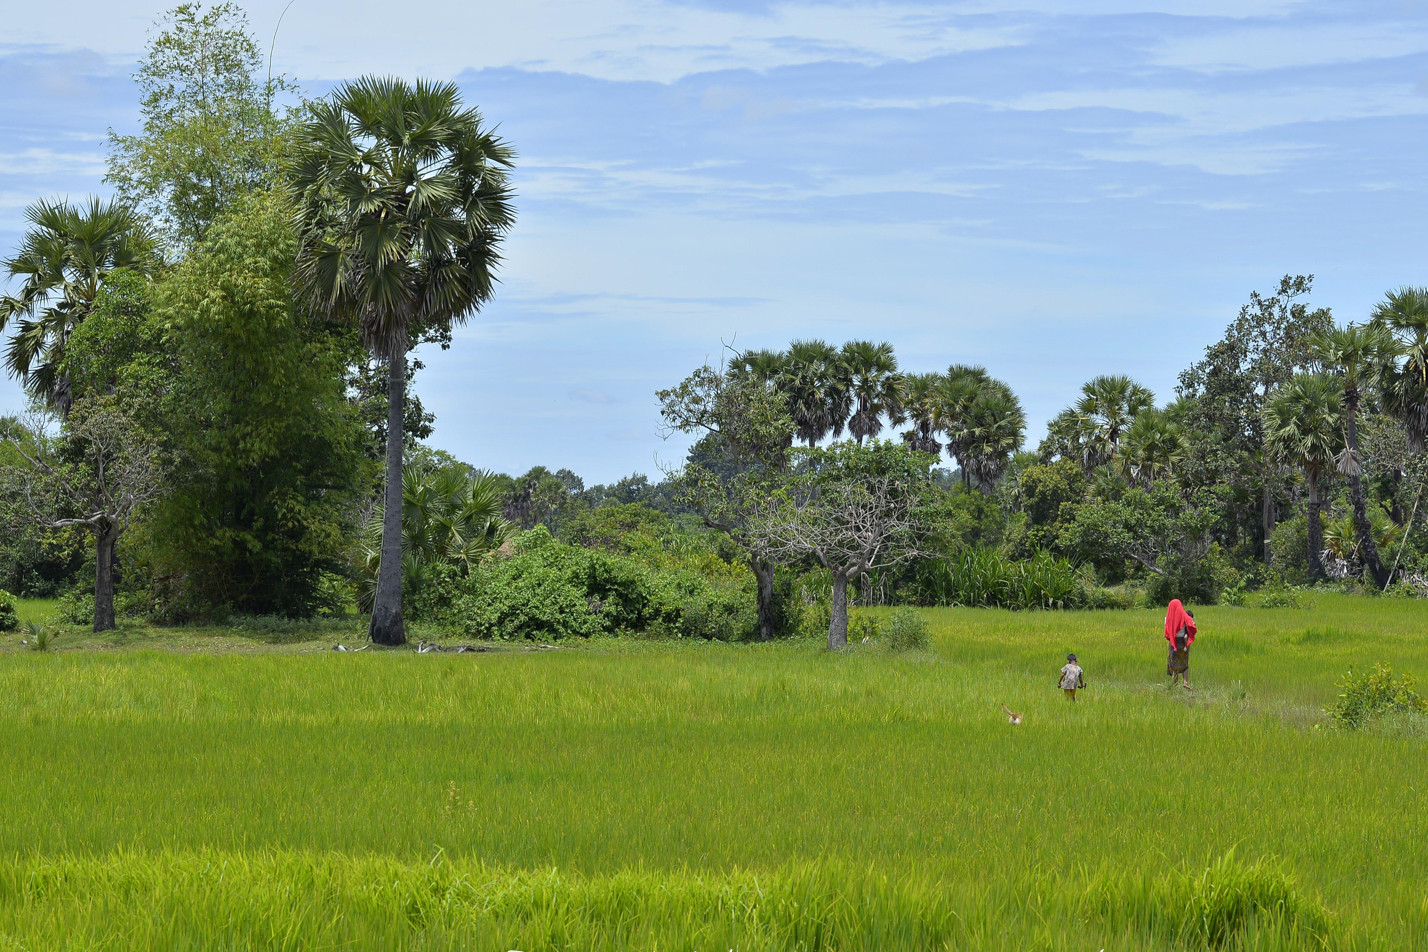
[1164, 599, 1196, 646]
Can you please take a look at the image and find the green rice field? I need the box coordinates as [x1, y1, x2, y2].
[0, 594, 1425, 949]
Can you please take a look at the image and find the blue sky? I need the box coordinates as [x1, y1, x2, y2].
[3, 0, 1427, 482]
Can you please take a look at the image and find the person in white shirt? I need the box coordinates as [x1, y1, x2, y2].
[1059, 653, 1085, 701]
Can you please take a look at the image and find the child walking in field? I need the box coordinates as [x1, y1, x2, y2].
[1059, 653, 1085, 701]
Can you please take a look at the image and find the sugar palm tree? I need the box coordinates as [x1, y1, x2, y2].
[841, 339, 901, 444]
[1073, 374, 1155, 471]
[934, 364, 991, 484]
[1117, 408, 1185, 488]
[289, 76, 516, 645]
[0, 197, 156, 412]
[1370, 286, 1428, 452]
[897, 372, 943, 456]
[779, 339, 850, 447]
[1262, 374, 1343, 581]
[729, 347, 784, 383]
[357, 466, 512, 611]
[1312, 324, 1395, 587]
[959, 386, 1026, 492]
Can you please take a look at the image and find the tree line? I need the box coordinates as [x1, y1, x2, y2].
[2, 4, 1426, 649]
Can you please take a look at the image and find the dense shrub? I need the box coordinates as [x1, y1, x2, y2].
[911, 549, 1085, 609]
[54, 590, 96, 626]
[1268, 516, 1311, 585]
[0, 590, 17, 632]
[1327, 663, 1428, 730]
[419, 527, 756, 642]
[882, 608, 930, 651]
[1144, 546, 1227, 606]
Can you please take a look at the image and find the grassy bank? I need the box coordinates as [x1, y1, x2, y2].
[0, 594, 1424, 948]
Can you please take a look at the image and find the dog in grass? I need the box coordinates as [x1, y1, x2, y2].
[1000, 703, 1022, 725]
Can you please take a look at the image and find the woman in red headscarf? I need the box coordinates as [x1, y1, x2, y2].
[1164, 598, 1196, 690]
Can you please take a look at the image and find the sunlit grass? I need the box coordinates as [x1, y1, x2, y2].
[0, 592, 1423, 948]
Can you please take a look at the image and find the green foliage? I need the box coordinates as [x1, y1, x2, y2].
[21, 620, 57, 651]
[419, 526, 756, 642]
[0, 590, 17, 632]
[143, 191, 370, 619]
[795, 599, 832, 640]
[54, 590, 97, 626]
[1268, 516, 1311, 585]
[1327, 663, 1428, 730]
[913, 548, 1085, 609]
[882, 607, 930, 651]
[1006, 459, 1085, 555]
[1144, 546, 1229, 606]
[105, 2, 297, 248]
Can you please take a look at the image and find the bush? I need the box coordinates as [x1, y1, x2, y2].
[54, 590, 95, 626]
[0, 590, 17, 632]
[1268, 516, 1311, 585]
[1256, 583, 1304, 609]
[848, 611, 881, 644]
[1326, 663, 1428, 730]
[1144, 546, 1228, 606]
[424, 526, 757, 642]
[882, 608, 929, 652]
[797, 600, 832, 640]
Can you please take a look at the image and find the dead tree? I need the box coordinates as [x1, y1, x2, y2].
[4, 401, 162, 631]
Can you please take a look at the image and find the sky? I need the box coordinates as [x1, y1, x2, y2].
[2, 0, 1427, 483]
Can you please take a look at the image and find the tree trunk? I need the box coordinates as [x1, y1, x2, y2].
[369, 347, 408, 646]
[1261, 480, 1276, 566]
[1345, 402, 1389, 588]
[828, 573, 849, 650]
[1306, 472, 1325, 582]
[94, 522, 118, 633]
[753, 558, 776, 641]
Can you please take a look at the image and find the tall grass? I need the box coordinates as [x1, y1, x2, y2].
[914, 547, 1084, 608]
[0, 593, 1425, 947]
[0, 852, 1340, 951]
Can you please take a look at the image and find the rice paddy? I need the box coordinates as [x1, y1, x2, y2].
[0, 593, 1424, 949]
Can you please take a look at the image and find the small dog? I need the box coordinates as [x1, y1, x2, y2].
[1000, 703, 1022, 725]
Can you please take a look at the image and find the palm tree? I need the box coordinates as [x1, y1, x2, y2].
[729, 348, 784, 383]
[0, 197, 156, 412]
[779, 339, 850, 447]
[841, 339, 901, 444]
[357, 466, 512, 611]
[1370, 286, 1428, 452]
[897, 372, 943, 456]
[1262, 374, 1343, 581]
[1072, 374, 1155, 471]
[934, 364, 991, 483]
[289, 76, 516, 645]
[1312, 324, 1395, 587]
[959, 386, 1026, 492]
[1117, 408, 1185, 488]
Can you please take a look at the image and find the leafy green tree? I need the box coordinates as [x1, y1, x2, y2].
[1006, 459, 1086, 556]
[0, 198, 157, 412]
[1176, 275, 1333, 557]
[1312, 323, 1395, 587]
[658, 362, 794, 640]
[841, 340, 901, 445]
[141, 191, 371, 617]
[289, 77, 516, 646]
[106, 2, 297, 249]
[1263, 374, 1342, 581]
[753, 440, 937, 649]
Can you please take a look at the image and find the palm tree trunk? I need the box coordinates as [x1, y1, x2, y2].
[753, 558, 775, 641]
[93, 522, 118, 633]
[827, 573, 849, 650]
[369, 348, 408, 646]
[1345, 401, 1389, 588]
[1306, 471, 1325, 582]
